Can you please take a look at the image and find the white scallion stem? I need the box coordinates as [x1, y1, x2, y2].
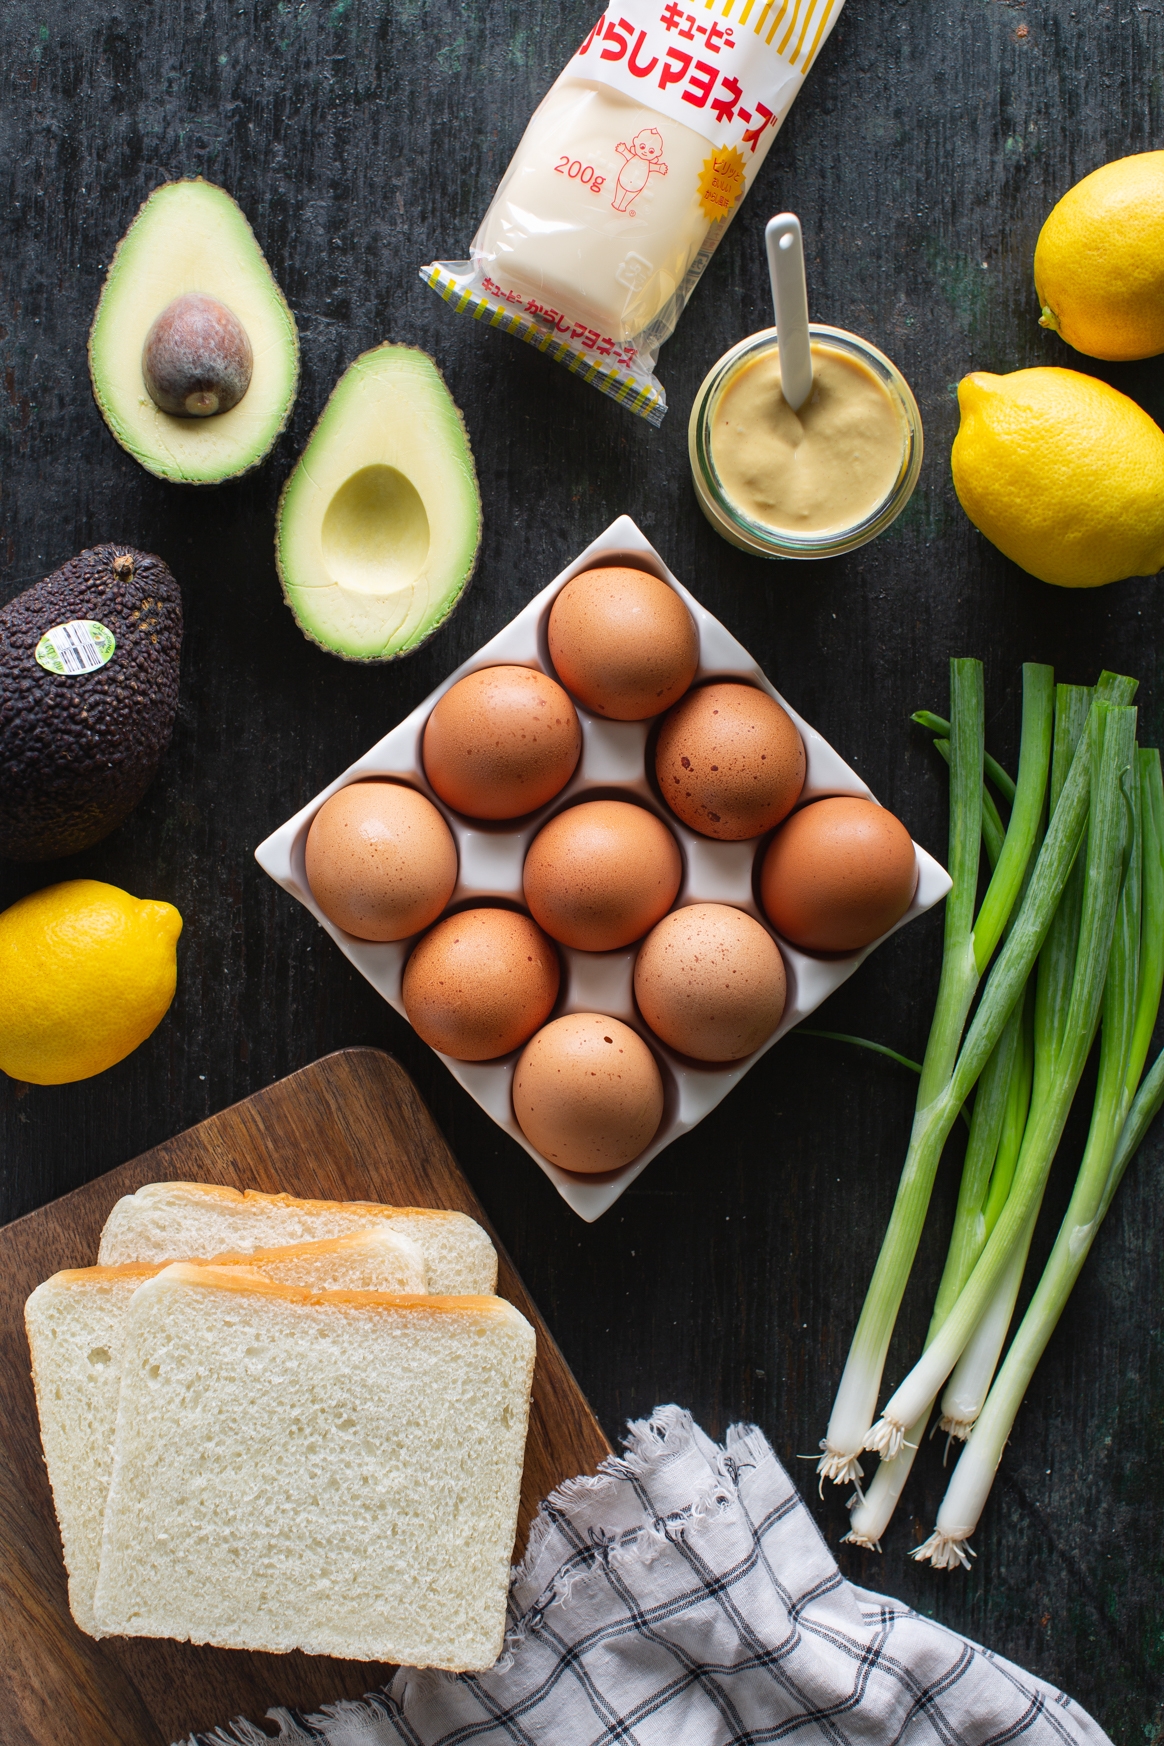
[849, 987, 1035, 1534]
[938, 1201, 1037, 1440]
[843, 1403, 931, 1547]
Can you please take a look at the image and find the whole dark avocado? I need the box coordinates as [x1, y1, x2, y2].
[0, 544, 183, 860]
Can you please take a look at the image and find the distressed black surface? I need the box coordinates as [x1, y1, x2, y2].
[2, 0, 1163, 1737]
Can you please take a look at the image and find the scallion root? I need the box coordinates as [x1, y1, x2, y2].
[816, 1444, 865, 1489]
[937, 1413, 973, 1443]
[910, 1530, 976, 1571]
[863, 1417, 908, 1460]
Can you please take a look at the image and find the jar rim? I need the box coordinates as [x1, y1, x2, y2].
[688, 324, 924, 560]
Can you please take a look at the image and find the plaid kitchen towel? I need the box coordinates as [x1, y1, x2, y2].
[185, 1405, 1109, 1746]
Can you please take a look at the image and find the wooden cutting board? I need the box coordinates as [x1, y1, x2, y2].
[0, 1048, 612, 1746]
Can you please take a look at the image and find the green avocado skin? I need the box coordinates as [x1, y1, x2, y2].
[0, 544, 183, 861]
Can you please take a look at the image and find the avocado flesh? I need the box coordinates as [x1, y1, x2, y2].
[276, 344, 482, 661]
[0, 545, 183, 860]
[89, 180, 299, 484]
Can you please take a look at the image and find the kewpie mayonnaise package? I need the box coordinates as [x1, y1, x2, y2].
[422, 0, 846, 424]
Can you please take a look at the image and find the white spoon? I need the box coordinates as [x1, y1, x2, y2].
[765, 213, 813, 412]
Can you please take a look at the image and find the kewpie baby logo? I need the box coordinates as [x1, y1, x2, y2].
[612, 127, 668, 214]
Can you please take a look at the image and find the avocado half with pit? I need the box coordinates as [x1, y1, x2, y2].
[89, 179, 299, 484]
[275, 344, 482, 661]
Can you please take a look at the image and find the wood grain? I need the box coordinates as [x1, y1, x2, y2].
[0, 1048, 611, 1746]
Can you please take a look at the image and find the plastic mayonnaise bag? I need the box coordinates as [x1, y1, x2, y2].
[422, 0, 846, 424]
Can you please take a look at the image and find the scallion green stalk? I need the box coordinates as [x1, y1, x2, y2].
[979, 985, 1036, 1234]
[932, 739, 1006, 866]
[914, 710, 1018, 805]
[936, 992, 1035, 1443]
[795, 1032, 973, 1131]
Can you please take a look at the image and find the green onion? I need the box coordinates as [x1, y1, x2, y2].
[818, 662, 1054, 1489]
[817, 660, 984, 1488]
[868, 699, 1137, 1460]
[913, 746, 1164, 1565]
[979, 982, 1035, 1236]
[935, 689, 1093, 1447]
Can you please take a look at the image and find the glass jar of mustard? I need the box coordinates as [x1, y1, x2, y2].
[688, 324, 924, 560]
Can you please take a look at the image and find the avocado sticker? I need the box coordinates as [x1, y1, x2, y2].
[35, 620, 116, 676]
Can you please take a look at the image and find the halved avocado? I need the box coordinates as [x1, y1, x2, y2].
[275, 344, 482, 662]
[89, 179, 299, 485]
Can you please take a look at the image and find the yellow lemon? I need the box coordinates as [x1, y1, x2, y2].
[1035, 152, 1164, 360]
[0, 880, 182, 1085]
[951, 368, 1164, 589]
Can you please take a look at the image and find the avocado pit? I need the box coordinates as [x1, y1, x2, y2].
[142, 291, 253, 417]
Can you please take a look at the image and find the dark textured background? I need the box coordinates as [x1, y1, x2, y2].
[2, 0, 1163, 1736]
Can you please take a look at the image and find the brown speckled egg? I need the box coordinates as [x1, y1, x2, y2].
[512, 1013, 664, 1173]
[523, 800, 682, 951]
[547, 566, 699, 720]
[422, 665, 581, 820]
[402, 907, 559, 1061]
[655, 682, 805, 840]
[634, 902, 786, 1062]
[304, 780, 457, 942]
[760, 796, 917, 953]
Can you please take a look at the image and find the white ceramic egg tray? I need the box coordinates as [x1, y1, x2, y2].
[256, 515, 949, 1222]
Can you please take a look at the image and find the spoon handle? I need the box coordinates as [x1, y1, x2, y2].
[765, 213, 813, 413]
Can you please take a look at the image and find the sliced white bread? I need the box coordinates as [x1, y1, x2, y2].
[98, 1181, 497, 1294]
[94, 1265, 535, 1668]
[216, 1227, 427, 1293]
[26, 1265, 149, 1636]
[25, 1229, 427, 1637]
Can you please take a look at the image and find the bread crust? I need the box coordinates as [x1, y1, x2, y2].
[149, 1263, 527, 1319]
[115, 1181, 478, 1223]
[41, 1227, 425, 1293]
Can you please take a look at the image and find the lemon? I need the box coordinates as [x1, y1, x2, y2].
[0, 880, 182, 1085]
[951, 367, 1164, 589]
[1035, 152, 1164, 360]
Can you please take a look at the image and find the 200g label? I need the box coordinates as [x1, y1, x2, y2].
[555, 156, 606, 193]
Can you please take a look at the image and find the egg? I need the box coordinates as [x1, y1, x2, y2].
[304, 780, 458, 942]
[634, 902, 786, 1062]
[422, 665, 581, 820]
[512, 1013, 664, 1173]
[547, 565, 699, 720]
[760, 796, 918, 953]
[402, 907, 560, 1060]
[523, 800, 682, 952]
[655, 682, 805, 840]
